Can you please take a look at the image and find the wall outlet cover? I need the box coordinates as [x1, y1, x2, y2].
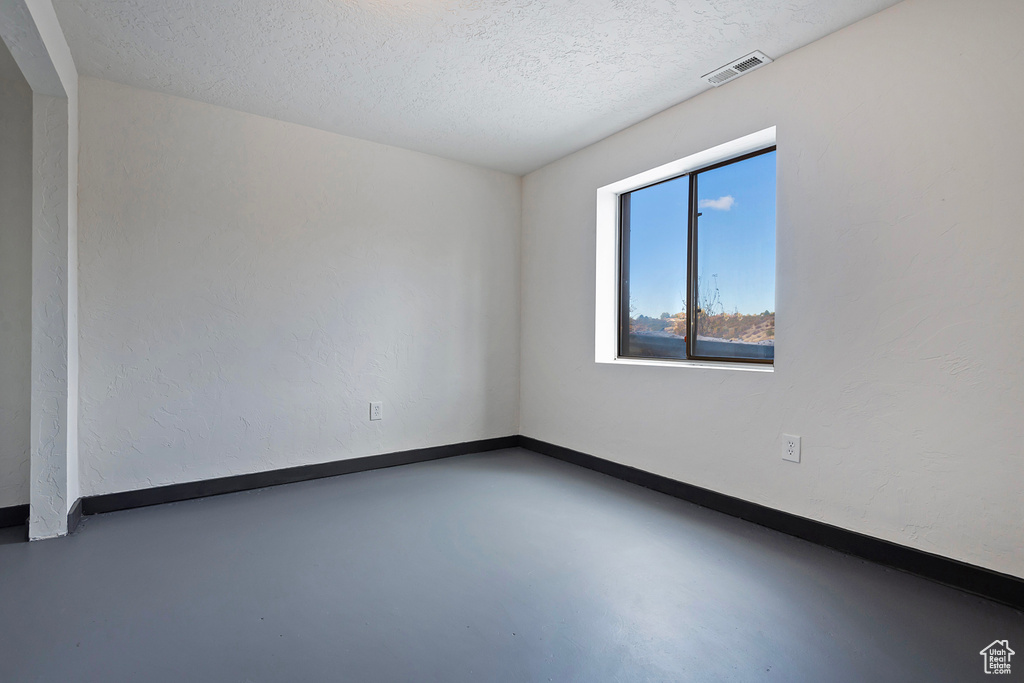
[783, 434, 801, 463]
[370, 401, 382, 421]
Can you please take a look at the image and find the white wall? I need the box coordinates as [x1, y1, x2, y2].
[1, 0, 79, 537]
[31, 0, 79, 538]
[78, 78, 521, 497]
[0, 41, 32, 509]
[38, 0, 82, 514]
[30, 91, 71, 537]
[521, 0, 1024, 578]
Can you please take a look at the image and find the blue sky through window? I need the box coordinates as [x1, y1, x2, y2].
[627, 150, 776, 318]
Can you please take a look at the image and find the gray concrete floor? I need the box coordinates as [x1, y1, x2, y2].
[0, 448, 1021, 682]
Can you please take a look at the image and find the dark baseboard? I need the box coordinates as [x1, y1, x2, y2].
[0, 500, 82, 535]
[518, 436, 1024, 611]
[60, 432, 1024, 609]
[67, 498, 82, 534]
[0, 504, 29, 529]
[82, 436, 519, 516]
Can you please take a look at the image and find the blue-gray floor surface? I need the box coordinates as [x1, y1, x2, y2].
[0, 448, 1021, 682]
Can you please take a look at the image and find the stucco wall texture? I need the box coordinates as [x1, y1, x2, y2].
[30, 92, 72, 539]
[4, 0, 81, 538]
[77, 78, 521, 498]
[521, 0, 1024, 578]
[0, 46, 32, 509]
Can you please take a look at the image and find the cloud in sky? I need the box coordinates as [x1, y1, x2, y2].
[698, 195, 735, 211]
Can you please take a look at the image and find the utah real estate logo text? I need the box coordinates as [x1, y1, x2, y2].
[980, 640, 1014, 675]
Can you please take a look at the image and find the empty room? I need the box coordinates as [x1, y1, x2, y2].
[1, 0, 1022, 680]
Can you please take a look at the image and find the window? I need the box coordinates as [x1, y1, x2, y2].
[595, 128, 777, 369]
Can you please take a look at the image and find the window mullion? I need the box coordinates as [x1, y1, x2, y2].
[686, 172, 698, 360]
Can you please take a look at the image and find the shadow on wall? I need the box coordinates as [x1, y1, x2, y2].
[0, 41, 33, 511]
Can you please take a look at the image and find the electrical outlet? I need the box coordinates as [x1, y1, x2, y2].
[782, 434, 801, 463]
[369, 401, 382, 421]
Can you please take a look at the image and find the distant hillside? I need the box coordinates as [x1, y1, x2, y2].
[632, 311, 774, 343]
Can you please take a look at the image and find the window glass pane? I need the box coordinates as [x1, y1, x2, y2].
[621, 175, 689, 359]
[692, 151, 776, 361]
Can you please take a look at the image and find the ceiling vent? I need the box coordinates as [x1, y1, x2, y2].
[702, 51, 773, 87]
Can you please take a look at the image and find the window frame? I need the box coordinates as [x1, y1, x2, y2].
[594, 127, 777, 371]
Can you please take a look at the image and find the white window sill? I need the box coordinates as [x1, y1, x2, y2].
[601, 357, 774, 372]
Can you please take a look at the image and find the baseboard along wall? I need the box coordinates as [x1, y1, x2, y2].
[81, 436, 519, 515]
[4, 434, 1019, 610]
[0, 504, 28, 530]
[518, 436, 1024, 612]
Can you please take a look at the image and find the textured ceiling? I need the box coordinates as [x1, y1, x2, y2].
[53, 0, 900, 174]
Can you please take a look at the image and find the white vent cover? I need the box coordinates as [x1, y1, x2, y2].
[702, 51, 773, 87]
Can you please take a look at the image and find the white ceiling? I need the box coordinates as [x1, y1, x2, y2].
[53, 0, 900, 175]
